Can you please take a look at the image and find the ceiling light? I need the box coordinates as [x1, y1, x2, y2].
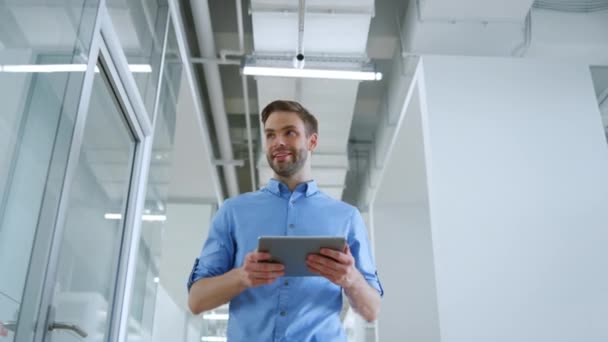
[1, 64, 88, 73]
[203, 313, 229, 320]
[142, 214, 167, 222]
[243, 66, 381, 81]
[104, 213, 123, 220]
[153, 277, 160, 283]
[0, 64, 152, 73]
[104, 213, 167, 222]
[241, 55, 382, 81]
[127, 64, 152, 73]
[201, 337, 227, 342]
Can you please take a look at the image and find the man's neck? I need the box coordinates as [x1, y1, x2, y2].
[274, 170, 312, 192]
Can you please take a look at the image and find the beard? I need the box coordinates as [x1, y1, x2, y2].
[267, 146, 308, 178]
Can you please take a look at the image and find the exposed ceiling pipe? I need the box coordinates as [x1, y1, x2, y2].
[220, 0, 246, 60]
[241, 75, 256, 191]
[191, 0, 256, 191]
[227, 0, 256, 191]
[534, 0, 608, 12]
[297, 0, 306, 56]
[190, 0, 240, 197]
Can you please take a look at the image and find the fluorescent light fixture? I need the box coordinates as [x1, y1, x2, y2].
[0, 64, 152, 73]
[241, 55, 382, 81]
[201, 337, 227, 342]
[243, 66, 381, 81]
[2, 64, 88, 73]
[104, 213, 123, 220]
[203, 313, 229, 320]
[153, 277, 160, 283]
[104, 213, 167, 222]
[128, 64, 153, 73]
[142, 214, 167, 222]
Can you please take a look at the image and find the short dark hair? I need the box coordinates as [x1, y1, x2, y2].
[261, 100, 318, 137]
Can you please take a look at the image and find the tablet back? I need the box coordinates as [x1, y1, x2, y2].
[257, 236, 346, 276]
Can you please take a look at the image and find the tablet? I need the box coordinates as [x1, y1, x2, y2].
[257, 236, 346, 277]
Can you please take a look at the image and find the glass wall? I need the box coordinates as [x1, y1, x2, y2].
[590, 66, 608, 142]
[0, 1, 98, 340]
[126, 15, 220, 342]
[49, 62, 138, 341]
[106, 0, 168, 119]
[0, 1, 221, 341]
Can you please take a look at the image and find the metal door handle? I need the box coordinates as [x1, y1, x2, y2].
[48, 322, 88, 338]
[0, 320, 17, 332]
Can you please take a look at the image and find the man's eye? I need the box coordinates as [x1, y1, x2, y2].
[266, 134, 274, 139]
[287, 130, 296, 136]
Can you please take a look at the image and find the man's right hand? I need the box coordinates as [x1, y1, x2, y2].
[240, 251, 285, 288]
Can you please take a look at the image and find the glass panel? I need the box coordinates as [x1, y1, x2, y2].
[589, 66, 608, 142]
[126, 19, 217, 342]
[126, 19, 180, 342]
[106, 0, 168, 120]
[48, 64, 136, 342]
[0, 1, 98, 340]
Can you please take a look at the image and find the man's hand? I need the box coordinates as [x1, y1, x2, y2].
[240, 251, 285, 288]
[306, 245, 381, 322]
[306, 245, 359, 289]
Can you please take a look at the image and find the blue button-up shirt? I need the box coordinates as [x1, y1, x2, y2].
[188, 179, 383, 342]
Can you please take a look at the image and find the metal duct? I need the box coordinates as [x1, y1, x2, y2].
[533, 0, 608, 12]
[190, 0, 240, 197]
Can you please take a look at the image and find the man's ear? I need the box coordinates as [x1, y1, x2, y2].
[308, 133, 318, 151]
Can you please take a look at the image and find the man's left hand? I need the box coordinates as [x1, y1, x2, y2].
[306, 245, 358, 289]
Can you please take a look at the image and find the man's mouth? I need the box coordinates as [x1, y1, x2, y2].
[273, 151, 291, 161]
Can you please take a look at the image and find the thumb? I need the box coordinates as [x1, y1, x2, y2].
[344, 244, 351, 255]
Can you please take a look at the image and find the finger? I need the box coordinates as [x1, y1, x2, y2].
[307, 263, 324, 276]
[245, 252, 255, 263]
[249, 262, 284, 272]
[319, 248, 352, 265]
[250, 271, 284, 279]
[306, 256, 346, 274]
[307, 264, 337, 282]
[246, 251, 269, 263]
[245, 264, 283, 273]
[252, 252, 272, 262]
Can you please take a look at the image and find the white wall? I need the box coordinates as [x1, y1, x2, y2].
[420, 55, 608, 341]
[375, 205, 440, 342]
[374, 55, 608, 341]
[373, 71, 441, 342]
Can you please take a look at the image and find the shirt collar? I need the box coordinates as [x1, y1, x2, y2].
[265, 179, 319, 197]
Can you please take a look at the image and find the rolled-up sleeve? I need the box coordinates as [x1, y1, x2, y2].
[187, 201, 236, 291]
[348, 208, 384, 297]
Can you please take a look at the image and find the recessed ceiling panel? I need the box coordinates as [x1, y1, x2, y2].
[12, 6, 77, 48]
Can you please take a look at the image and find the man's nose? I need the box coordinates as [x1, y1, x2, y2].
[272, 136, 286, 147]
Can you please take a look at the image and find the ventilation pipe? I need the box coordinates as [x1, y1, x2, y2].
[190, 0, 240, 197]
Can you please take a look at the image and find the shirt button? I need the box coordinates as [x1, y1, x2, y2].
[280, 311, 286, 316]
[290, 200, 295, 204]
[289, 224, 295, 229]
[284, 281, 289, 286]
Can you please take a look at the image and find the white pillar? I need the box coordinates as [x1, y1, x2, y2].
[374, 55, 608, 342]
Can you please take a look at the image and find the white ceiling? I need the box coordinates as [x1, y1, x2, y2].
[249, 0, 376, 199]
[419, 0, 534, 21]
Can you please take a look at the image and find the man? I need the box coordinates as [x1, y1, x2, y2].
[187, 100, 383, 341]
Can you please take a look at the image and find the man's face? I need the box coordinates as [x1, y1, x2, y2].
[264, 111, 317, 178]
